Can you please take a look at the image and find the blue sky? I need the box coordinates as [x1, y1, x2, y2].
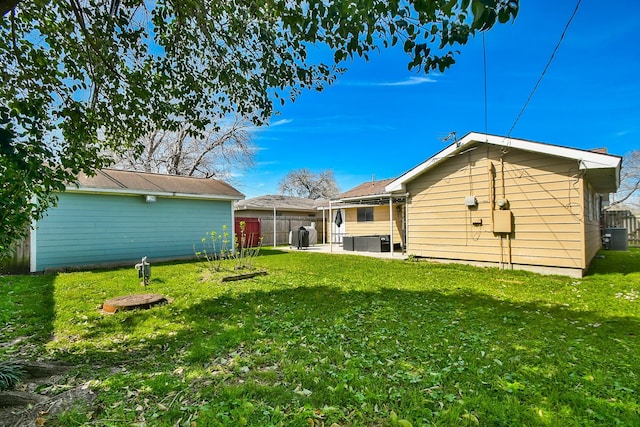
[236, 0, 639, 199]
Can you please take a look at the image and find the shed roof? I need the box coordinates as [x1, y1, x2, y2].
[386, 132, 622, 194]
[235, 195, 328, 212]
[68, 168, 244, 200]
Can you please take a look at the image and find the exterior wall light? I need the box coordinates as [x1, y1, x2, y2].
[145, 195, 157, 203]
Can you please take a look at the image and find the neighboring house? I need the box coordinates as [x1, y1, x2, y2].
[30, 168, 244, 272]
[235, 194, 324, 218]
[385, 132, 621, 277]
[328, 179, 405, 251]
[234, 195, 327, 245]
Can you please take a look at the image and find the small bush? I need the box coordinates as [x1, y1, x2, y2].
[195, 223, 263, 274]
[0, 362, 23, 391]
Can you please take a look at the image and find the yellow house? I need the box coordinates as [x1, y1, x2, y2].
[328, 178, 405, 253]
[386, 132, 621, 277]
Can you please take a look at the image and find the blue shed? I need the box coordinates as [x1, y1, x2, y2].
[30, 169, 244, 272]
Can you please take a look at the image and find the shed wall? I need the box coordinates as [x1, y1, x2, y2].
[34, 192, 232, 271]
[405, 145, 589, 272]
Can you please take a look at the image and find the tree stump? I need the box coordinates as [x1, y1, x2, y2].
[101, 293, 167, 313]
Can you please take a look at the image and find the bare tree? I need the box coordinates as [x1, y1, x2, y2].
[608, 150, 640, 210]
[112, 117, 255, 180]
[279, 169, 340, 200]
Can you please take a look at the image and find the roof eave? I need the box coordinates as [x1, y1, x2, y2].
[65, 186, 244, 201]
[385, 132, 622, 192]
[333, 193, 394, 203]
[235, 206, 319, 212]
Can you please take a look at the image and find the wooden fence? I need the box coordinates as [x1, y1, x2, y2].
[603, 210, 640, 247]
[259, 216, 324, 246]
[1, 234, 30, 274]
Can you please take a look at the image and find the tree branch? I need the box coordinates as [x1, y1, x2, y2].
[608, 179, 640, 209]
[9, 8, 23, 70]
[1, 0, 20, 16]
[69, 0, 124, 84]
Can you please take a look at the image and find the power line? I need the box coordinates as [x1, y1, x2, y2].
[482, 32, 488, 138]
[506, 0, 583, 137]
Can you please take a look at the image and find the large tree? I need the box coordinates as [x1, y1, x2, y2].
[279, 168, 340, 200]
[609, 149, 640, 210]
[0, 0, 519, 259]
[111, 117, 255, 180]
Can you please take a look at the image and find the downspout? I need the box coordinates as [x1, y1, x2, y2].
[500, 155, 512, 270]
[489, 161, 500, 268]
[488, 162, 495, 225]
[273, 205, 276, 249]
[500, 157, 505, 269]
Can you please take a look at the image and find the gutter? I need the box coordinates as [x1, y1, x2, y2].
[330, 192, 410, 204]
[65, 186, 244, 201]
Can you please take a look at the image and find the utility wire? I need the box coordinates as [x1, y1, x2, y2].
[482, 32, 489, 139]
[506, 0, 582, 137]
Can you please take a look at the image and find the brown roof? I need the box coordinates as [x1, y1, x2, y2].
[70, 168, 244, 199]
[336, 178, 396, 199]
[235, 194, 327, 212]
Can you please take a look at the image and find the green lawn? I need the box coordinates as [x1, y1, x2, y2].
[1, 249, 639, 426]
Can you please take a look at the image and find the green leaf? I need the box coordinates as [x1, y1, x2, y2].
[471, 1, 488, 29]
[0, 0, 518, 259]
[403, 39, 415, 53]
[498, 8, 512, 23]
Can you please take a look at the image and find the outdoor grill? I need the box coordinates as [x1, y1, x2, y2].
[288, 226, 317, 249]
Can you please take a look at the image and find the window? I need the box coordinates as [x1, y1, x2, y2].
[587, 184, 595, 221]
[357, 207, 374, 222]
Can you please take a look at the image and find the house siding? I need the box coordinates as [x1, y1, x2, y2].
[344, 205, 402, 242]
[405, 144, 588, 273]
[34, 192, 232, 271]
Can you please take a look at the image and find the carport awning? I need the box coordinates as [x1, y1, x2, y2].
[330, 194, 407, 207]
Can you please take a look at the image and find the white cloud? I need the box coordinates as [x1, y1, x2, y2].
[270, 118, 293, 127]
[379, 76, 437, 86]
[342, 76, 437, 87]
[615, 130, 630, 137]
[256, 160, 278, 167]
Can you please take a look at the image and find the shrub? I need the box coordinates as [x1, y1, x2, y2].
[0, 362, 23, 391]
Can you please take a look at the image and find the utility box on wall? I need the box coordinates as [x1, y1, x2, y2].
[493, 210, 513, 234]
[465, 196, 478, 207]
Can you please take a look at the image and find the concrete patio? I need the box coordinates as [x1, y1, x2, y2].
[279, 243, 408, 260]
